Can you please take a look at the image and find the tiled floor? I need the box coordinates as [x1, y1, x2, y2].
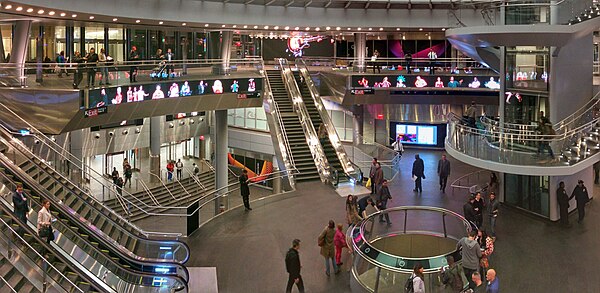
[186, 149, 600, 293]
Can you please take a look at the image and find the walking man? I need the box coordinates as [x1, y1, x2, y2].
[488, 192, 500, 237]
[569, 180, 590, 223]
[437, 154, 451, 193]
[285, 239, 304, 293]
[175, 159, 184, 180]
[373, 162, 384, 194]
[557, 181, 570, 226]
[123, 161, 132, 188]
[240, 169, 251, 211]
[369, 158, 378, 194]
[376, 179, 392, 225]
[319, 220, 339, 276]
[111, 167, 120, 185]
[412, 154, 425, 193]
[128, 46, 139, 83]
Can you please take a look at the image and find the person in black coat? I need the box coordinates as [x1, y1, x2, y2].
[12, 184, 28, 223]
[84, 47, 99, 87]
[472, 192, 484, 228]
[285, 239, 304, 293]
[556, 181, 570, 226]
[569, 180, 590, 223]
[463, 195, 477, 230]
[412, 154, 425, 193]
[128, 46, 140, 83]
[376, 179, 392, 225]
[240, 169, 251, 211]
[437, 154, 451, 193]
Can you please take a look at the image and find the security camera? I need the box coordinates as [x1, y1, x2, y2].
[94, 133, 100, 139]
[179, 120, 185, 126]
[34, 139, 40, 144]
[169, 123, 174, 129]
[122, 129, 129, 135]
[199, 117, 204, 122]
[108, 131, 115, 137]
[190, 119, 195, 124]
[135, 128, 141, 134]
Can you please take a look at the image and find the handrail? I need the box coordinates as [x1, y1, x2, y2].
[450, 169, 489, 194]
[272, 98, 297, 168]
[278, 58, 332, 182]
[183, 167, 205, 190]
[137, 178, 160, 206]
[148, 172, 176, 201]
[0, 203, 85, 293]
[173, 173, 192, 199]
[297, 59, 356, 178]
[0, 276, 17, 293]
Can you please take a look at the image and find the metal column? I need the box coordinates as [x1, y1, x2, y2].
[354, 33, 367, 73]
[272, 156, 282, 194]
[10, 20, 32, 86]
[69, 129, 84, 186]
[215, 110, 228, 214]
[150, 116, 162, 183]
[35, 26, 44, 83]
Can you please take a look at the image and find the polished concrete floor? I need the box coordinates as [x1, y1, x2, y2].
[186, 149, 600, 293]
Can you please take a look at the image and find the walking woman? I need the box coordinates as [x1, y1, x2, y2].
[37, 199, 54, 243]
[345, 195, 362, 227]
[411, 263, 426, 293]
[318, 220, 339, 276]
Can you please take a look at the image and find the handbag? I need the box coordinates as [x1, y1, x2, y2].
[39, 225, 54, 241]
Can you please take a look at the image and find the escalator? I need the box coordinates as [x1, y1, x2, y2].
[0, 161, 188, 292]
[0, 252, 40, 292]
[292, 71, 347, 183]
[266, 70, 320, 182]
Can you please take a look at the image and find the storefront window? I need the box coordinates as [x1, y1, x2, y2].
[504, 174, 550, 218]
[84, 26, 104, 55]
[505, 1, 550, 25]
[1, 24, 12, 60]
[195, 32, 207, 59]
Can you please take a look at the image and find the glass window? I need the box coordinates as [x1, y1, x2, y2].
[84, 26, 104, 55]
[108, 28, 124, 62]
[1, 24, 12, 58]
[504, 174, 550, 217]
[131, 30, 147, 59]
[506, 46, 549, 91]
[505, 1, 550, 25]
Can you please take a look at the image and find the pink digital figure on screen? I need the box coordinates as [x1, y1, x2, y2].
[435, 77, 444, 88]
[212, 80, 224, 94]
[112, 87, 123, 105]
[248, 79, 256, 92]
[414, 76, 427, 88]
[152, 85, 165, 99]
[96, 88, 107, 107]
[136, 85, 149, 101]
[358, 77, 369, 88]
[126, 87, 134, 102]
[169, 83, 180, 98]
[380, 77, 391, 88]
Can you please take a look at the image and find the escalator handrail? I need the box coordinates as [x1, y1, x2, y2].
[0, 157, 190, 288]
[296, 59, 358, 178]
[0, 102, 179, 236]
[0, 135, 191, 265]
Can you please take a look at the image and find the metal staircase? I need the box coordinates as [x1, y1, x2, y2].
[266, 70, 320, 182]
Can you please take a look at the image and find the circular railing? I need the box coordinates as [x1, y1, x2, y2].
[348, 206, 471, 293]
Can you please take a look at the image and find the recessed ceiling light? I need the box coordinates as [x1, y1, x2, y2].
[15, 7, 22, 11]
[305, 27, 310, 31]
[243, 25, 248, 28]
[368, 28, 372, 31]
[112, 18, 118, 21]
[60, 12, 66, 17]
[205, 24, 209, 27]
[89, 16, 94, 19]
[379, 28, 383, 31]
[233, 25, 237, 28]
[442, 28, 446, 31]
[182, 23, 187, 26]
[254, 25, 258, 29]
[26, 8, 34, 13]
[396, 28, 400, 31]
[336, 27, 341, 30]
[284, 26, 289, 30]
[357, 27, 362, 31]
[264, 25, 269, 29]
[326, 26, 331, 30]
[136, 19, 141, 23]
[294, 27, 299, 30]
[347, 28, 351, 30]
[159, 21, 164, 24]
[222, 24, 227, 28]
[48, 11, 55, 15]
[274, 26, 279, 30]
[315, 27, 320, 31]
[38, 9, 44, 14]
[4, 5, 12, 9]
[419, 28, 423, 31]
[71, 14, 77, 17]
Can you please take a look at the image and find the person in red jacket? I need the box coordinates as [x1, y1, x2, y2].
[166, 161, 175, 181]
[334, 224, 348, 267]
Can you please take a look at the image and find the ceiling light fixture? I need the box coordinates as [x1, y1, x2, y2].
[243, 25, 248, 28]
[26, 8, 33, 13]
[4, 5, 12, 9]
[38, 9, 44, 14]
[315, 27, 320, 31]
[305, 27, 310, 30]
[326, 26, 331, 30]
[264, 25, 269, 29]
[357, 27, 362, 31]
[222, 24, 227, 28]
[15, 7, 22, 11]
[379, 28, 383, 31]
[274, 26, 279, 29]
[233, 25, 237, 28]
[294, 27, 299, 30]
[336, 27, 341, 30]
[113, 18, 118, 21]
[60, 12, 66, 17]
[284, 26, 290, 30]
[396, 28, 400, 31]
[182, 23, 187, 26]
[419, 28, 423, 31]
[89, 15, 95, 19]
[71, 14, 77, 17]
[159, 21, 164, 24]
[48, 11, 55, 15]
[135, 19, 140, 23]
[254, 25, 259, 29]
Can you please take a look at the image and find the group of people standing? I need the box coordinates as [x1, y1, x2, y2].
[557, 179, 590, 226]
[111, 159, 133, 197]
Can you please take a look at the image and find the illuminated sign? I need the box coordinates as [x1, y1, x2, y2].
[84, 106, 108, 118]
[351, 75, 499, 90]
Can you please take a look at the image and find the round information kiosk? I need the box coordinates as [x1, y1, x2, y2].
[348, 206, 472, 293]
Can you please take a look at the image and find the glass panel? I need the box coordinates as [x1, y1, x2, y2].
[256, 120, 268, 131]
[131, 30, 147, 59]
[504, 174, 549, 217]
[84, 26, 104, 55]
[506, 46, 549, 91]
[345, 112, 353, 128]
[256, 107, 267, 120]
[1, 24, 12, 57]
[331, 111, 344, 127]
[108, 28, 124, 61]
[506, 1, 550, 25]
[345, 129, 353, 141]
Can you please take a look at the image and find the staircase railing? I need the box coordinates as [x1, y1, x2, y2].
[263, 70, 297, 185]
[278, 58, 333, 182]
[149, 172, 177, 201]
[137, 178, 160, 206]
[184, 167, 206, 190]
[296, 59, 358, 180]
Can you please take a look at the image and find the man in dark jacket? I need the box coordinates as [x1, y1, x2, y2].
[72, 51, 85, 89]
[84, 47, 99, 88]
[373, 163, 384, 194]
[487, 192, 500, 237]
[369, 158, 378, 194]
[285, 239, 304, 293]
[12, 184, 28, 223]
[240, 169, 251, 211]
[557, 181, 570, 226]
[437, 154, 451, 193]
[376, 179, 392, 225]
[463, 195, 477, 230]
[412, 154, 425, 193]
[128, 46, 139, 82]
[570, 180, 589, 223]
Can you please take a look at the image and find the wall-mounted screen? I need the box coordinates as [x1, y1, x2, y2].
[395, 124, 437, 145]
[351, 75, 499, 90]
[87, 78, 262, 109]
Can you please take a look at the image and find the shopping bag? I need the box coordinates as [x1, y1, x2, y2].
[365, 178, 372, 188]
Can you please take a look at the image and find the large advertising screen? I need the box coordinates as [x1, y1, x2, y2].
[395, 124, 438, 145]
[351, 75, 499, 90]
[87, 78, 262, 109]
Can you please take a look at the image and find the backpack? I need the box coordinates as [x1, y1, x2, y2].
[404, 275, 414, 293]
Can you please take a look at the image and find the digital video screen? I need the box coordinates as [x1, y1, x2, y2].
[351, 75, 499, 90]
[395, 124, 437, 145]
[87, 78, 262, 109]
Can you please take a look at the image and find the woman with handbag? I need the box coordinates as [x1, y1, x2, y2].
[37, 199, 54, 243]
